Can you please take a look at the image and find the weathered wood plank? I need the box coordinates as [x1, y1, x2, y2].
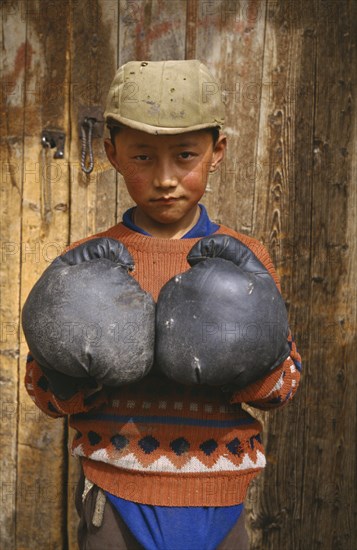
[298, 0, 357, 548]
[15, 1, 71, 548]
[0, 3, 26, 547]
[191, 0, 267, 233]
[249, 1, 357, 549]
[118, 0, 187, 64]
[69, 0, 119, 243]
[247, 1, 319, 548]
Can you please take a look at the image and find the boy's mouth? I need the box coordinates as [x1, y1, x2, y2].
[152, 196, 181, 203]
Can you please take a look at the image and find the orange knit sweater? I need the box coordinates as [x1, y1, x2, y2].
[25, 222, 301, 506]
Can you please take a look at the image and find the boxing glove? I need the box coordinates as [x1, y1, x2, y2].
[155, 234, 290, 389]
[22, 238, 155, 391]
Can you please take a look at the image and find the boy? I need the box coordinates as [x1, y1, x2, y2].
[24, 60, 301, 550]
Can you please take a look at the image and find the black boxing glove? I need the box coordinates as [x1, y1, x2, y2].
[22, 238, 155, 393]
[155, 234, 290, 390]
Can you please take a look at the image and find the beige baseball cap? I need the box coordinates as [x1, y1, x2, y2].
[104, 60, 225, 135]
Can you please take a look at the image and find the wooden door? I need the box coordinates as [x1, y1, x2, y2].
[1, 1, 356, 548]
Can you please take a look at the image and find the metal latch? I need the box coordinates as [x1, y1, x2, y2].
[41, 129, 66, 159]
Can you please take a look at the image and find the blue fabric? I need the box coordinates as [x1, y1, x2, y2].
[122, 204, 219, 238]
[105, 493, 243, 550]
[108, 206, 241, 549]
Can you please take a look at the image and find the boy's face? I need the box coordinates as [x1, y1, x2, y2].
[105, 126, 226, 238]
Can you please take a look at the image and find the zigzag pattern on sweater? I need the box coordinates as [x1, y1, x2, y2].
[70, 374, 266, 474]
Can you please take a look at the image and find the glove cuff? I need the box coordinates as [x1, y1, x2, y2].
[187, 234, 266, 273]
[58, 238, 134, 271]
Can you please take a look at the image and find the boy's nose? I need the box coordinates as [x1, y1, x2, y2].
[153, 163, 178, 189]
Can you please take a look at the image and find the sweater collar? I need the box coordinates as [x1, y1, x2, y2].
[122, 204, 219, 239]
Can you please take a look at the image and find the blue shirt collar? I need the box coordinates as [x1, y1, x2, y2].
[122, 205, 219, 238]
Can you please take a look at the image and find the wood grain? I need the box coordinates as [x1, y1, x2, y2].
[0, 4, 26, 547]
[11, 2, 71, 548]
[247, 1, 357, 549]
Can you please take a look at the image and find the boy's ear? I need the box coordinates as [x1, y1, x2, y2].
[104, 138, 121, 173]
[210, 133, 227, 172]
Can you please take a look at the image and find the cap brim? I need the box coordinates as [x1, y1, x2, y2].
[105, 114, 223, 135]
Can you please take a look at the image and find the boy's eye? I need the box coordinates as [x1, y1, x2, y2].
[179, 151, 195, 160]
[134, 155, 151, 161]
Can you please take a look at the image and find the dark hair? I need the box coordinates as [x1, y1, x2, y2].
[108, 122, 220, 147]
[109, 125, 121, 146]
[210, 127, 220, 146]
